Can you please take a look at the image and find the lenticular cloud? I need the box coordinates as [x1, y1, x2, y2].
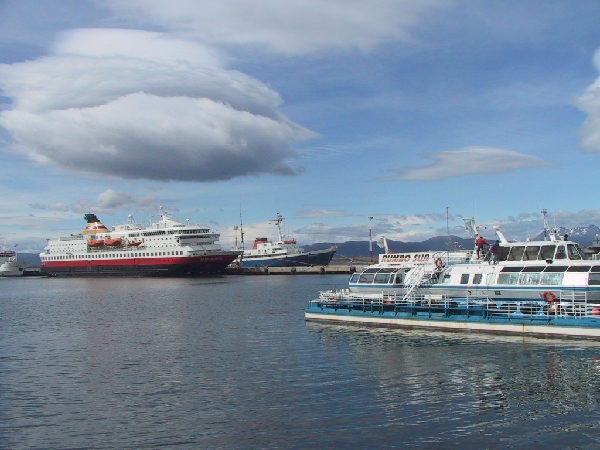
[0, 29, 316, 181]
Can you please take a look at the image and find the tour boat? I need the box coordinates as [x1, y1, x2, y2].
[40, 207, 241, 277]
[236, 212, 336, 268]
[305, 212, 600, 339]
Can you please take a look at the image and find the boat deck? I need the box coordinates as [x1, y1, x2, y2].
[305, 294, 600, 338]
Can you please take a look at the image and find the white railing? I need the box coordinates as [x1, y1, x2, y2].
[314, 289, 600, 320]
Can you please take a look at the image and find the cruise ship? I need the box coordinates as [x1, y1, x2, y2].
[40, 207, 241, 277]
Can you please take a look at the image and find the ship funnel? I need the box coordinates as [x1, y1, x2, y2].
[83, 213, 109, 235]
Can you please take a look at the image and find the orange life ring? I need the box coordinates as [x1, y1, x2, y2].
[542, 291, 556, 303]
[434, 258, 444, 269]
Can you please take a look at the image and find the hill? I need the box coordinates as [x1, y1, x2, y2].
[303, 235, 474, 258]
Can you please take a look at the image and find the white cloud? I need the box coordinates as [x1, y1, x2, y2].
[27, 190, 165, 215]
[0, 29, 316, 181]
[101, 0, 446, 55]
[380, 146, 555, 181]
[576, 48, 600, 152]
[54, 28, 225, 67]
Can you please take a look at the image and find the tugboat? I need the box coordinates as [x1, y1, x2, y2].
[237, 212, 336, 268]
[40, 207, 241, 277]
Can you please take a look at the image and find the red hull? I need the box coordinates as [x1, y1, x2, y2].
[41, 253, 239, 277]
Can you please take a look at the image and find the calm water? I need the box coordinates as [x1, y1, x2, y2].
[2, 275, 600, 449]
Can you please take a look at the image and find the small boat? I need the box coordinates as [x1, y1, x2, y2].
[127, 240, 142, 247]
[87, 239, 105, 247]
[237, 212, 336, 268]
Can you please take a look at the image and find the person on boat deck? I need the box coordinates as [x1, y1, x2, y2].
[475, 236, 489, 259]
[563, 234, 569, 241]
[489, 240, 500, 264]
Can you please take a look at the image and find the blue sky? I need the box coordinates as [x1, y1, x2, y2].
[2, 0, 600, 252]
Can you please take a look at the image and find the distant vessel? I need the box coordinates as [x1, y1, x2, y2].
[40, 207, 241, 277]
[237, 212, 336, 268]
[0, 248, 27, 277]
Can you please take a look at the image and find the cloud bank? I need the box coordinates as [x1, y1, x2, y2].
[29, 189, 164, 214]
[0, 28, 316, 181]
[381, 146, 555, 181]
[101, 0, 445, 55]
[577, 48, 600, 153]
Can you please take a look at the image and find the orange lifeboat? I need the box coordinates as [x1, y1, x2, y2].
[104, 237, 123, 246]
[87, 239, 105, 247]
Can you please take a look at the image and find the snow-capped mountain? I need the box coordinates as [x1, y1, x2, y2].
[532, 225, 600, 246]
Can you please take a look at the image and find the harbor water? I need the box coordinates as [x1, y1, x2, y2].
[2, 275, 600, 449]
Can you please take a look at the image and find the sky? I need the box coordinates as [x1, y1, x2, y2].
[2, 0, 600, 253]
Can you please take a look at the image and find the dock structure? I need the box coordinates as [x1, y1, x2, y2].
[226, 264, 357, 275]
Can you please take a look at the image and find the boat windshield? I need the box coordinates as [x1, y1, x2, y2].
[567, 244, 587, 260]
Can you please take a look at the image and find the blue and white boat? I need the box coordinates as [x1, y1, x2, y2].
[305, 213, 600, 338]
[238, 213, 336, 268]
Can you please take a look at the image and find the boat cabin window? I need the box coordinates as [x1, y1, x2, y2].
[441, 273, 452, 284]
[394, 274, 403, 284]
[523, 246, 540, 261]
[500, 266, 524, 272]
[540, 272, 564, 285]
[497, 272, 519, 285]
[358, 273, 375, 283]
[567, 244, 586, 260]
[374, 273, 391, 284]
[589, 273, 600, 285]
[544, 266, 568, 272]
[460, 274, 469, 284]
[473, 274, 483, 284]
[507, 246, 525, 261]
[566, 266, 590, 272]
[540, 245, 555, 260]
[496, 246, 509, 262]
[350, 273, 360, 283]
[555, 246, 567, 260]
[592, 266, 600, 272]
[519, 272, 541, 285]
[521, 266, 545, 272]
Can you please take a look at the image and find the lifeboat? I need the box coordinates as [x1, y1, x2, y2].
[104, 237, 123, 246]
[127, 240, 142, 247]
[87, 239, 104, 247]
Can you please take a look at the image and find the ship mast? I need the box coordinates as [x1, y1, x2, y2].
[541, 209, 548, 241]
[271, 212, 285, 243]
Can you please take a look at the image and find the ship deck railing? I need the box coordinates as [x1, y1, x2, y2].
[314, 289, 600, 320]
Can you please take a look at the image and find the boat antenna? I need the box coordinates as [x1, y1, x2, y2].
[271, 212, 285, 242]
[446, 207, 450, 253]
[541, 209, 548, 241]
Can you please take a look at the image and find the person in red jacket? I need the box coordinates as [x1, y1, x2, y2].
[475, 236, 489, 259]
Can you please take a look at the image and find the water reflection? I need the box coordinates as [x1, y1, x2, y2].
[305, 322, 600, 446]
